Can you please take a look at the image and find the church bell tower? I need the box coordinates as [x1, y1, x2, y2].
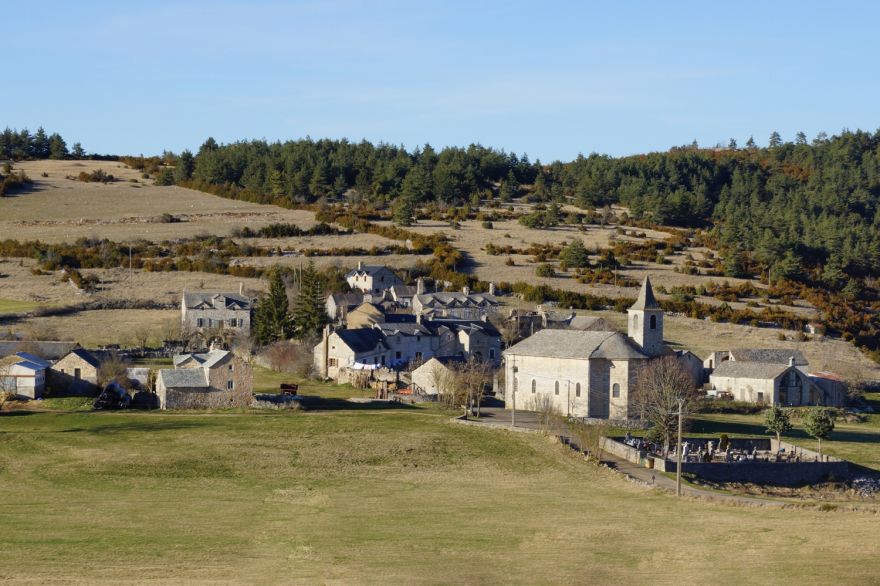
[627, 276, 664, 356]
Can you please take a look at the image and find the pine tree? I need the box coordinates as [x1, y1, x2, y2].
[174, 150, 195, 183]
[31, 127, 49, 158]
[769, 131, 782, 148]
[560, 239, 590, 268]
[48, 133, 68, 159]
[253, 270, 293, 345]
[292, 261, 328, 339]
[71, 142, 85, 159]
[393, 196, 415, 226]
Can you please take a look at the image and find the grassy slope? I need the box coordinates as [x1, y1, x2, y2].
[0, 407, 878, 584]
[0, 298, 39, 315]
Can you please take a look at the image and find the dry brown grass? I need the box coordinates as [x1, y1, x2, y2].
[4, 160, 318, 242]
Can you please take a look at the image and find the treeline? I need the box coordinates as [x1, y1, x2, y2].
[0, 127, 85, 160]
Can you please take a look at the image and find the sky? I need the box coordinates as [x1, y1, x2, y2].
[3, 1, 880, 161]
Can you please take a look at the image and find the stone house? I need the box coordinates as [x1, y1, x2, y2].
[346, 302, 386, 329]
[181, 291, 253, 340]
[429, 320, 502, 366]
[0, 352, 50, 399]
[410, 356, 464, 397]
[377, 321, 436, 367]
[325, 291, 364, 321]
[388, 284, 418, 308]
[703, 348, 809, 375]
[155, 350, 252, 409]
[708, 360, 816, 406]
[503, 277, 664, 420]
[412, 288, 499, 321]
[314, 328, 390, 380]
[345, 262, 402, 295]
[49, 348, 101, 395]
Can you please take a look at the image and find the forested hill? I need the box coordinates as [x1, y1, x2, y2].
[183, 131, 880, 285]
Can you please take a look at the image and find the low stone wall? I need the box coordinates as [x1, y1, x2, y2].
[605, 437, 850, 486]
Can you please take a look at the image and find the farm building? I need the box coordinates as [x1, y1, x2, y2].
[0, 352, 51, 399]
[155, 350, 252, 409]
[49, 348, 101, 395]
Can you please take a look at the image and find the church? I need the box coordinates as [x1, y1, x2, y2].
[503, 277, 666, 420]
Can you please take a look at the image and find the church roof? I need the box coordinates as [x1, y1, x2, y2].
[504, 329, 646, 360]
[629, 276, 660, 311]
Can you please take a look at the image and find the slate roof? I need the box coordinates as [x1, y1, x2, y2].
[729, 348, 808, 366]
[390, 285, 418, 298]
[504, 329, 646, 360]
[183, 292, 251, 310]
[329, 292, 364, 306]
[345, 265, 397, 279]
[335, 328, 387, 353]
[172, 350, 230, 369]
[567, 316, 613, 331]
[65, 348, 101, 368]
[377, 322, 433, 337]
[711, 361, 792, 379]
[415, 292, 499, 308]
[158, 368, 209, 388]
[629, 276, 660, 311]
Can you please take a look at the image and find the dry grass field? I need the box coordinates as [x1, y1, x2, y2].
[1, 406, 878, 584]
[4, 160, 318, 242]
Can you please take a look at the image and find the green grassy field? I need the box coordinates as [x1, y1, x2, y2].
[251, 365, 372, 399]
[0, 297, 39, 315]
[1, 404, 879, 584]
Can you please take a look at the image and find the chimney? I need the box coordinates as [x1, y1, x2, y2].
[357, 260, 364, 271]
[322, 325, 331, 379]
[462, 286, 470, 296]
[416, 277, 425, 295]
[239, 282, 243, 295]
[788, 356, 795, 367]
[488, 282, 496, 296]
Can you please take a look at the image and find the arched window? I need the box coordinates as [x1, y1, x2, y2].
[531, 379, 536, 394]
[575, 383, 581, 398]
[650, 315, 657, 330]
[612, 383, 620, 398]
[554, 381, 560, 395]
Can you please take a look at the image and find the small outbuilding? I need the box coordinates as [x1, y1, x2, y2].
[49, 348, 101, 395]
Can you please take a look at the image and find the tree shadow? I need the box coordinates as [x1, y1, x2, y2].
[297, 396, 418, 412]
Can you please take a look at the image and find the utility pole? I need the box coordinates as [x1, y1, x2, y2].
[129, 244, 133, 290]
[676, 397, 684, 498]
[511, 359, 517, 429]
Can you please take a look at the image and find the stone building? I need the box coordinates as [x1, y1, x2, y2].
[503, 277, 664, 420]
[325, 291, 364, 321]
[155, 350, 252, 409]
[345, 262, 402, 296]
[49, 348, 101, 395]
[181, 291, 253, 340]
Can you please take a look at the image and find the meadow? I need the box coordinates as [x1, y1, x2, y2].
[1, 403, 878, 584]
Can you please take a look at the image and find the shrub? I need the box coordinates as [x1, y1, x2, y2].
[481, 221, 493, 229]
[535, 264, 554, 278]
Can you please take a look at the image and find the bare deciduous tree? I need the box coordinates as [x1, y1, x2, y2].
[632, 356, 698, 454]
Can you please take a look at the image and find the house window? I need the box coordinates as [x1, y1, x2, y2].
[757, 391, 764, 403]
[381, 355, 386, 366]
[575, 383, 581, 398]
[489, 349, 496, 359]
[396, 351, 402, 359]
[531, 379, 536, 394]
[197, 318, 204, 327]
[228, 364, 233, 371]
[415, 352, 422, 361]
[416, 335, 421, 342]
[554, 381, 559, 395]
[632, 314, 638, 330]
[612, 383, 620, 398]
[227, 380, 234, 390]
[650, 315, 657, 330]
[229, 318, 237, 327]
[74, 368, 81, 380]
[328, 358, 338, 367]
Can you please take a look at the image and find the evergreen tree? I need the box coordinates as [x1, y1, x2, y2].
[253, 269, 293, 345]
[174, 149, 195, 183]
[31, 127, 49, 158]
[764, 406, 792, 445]
[392, 196, 415, 226]
[804, 408, 835, 455]
[768, 131, 782, 148]
[71, 142, 85, 159]
[745, 136, 756, 148]
[48, 133, 68, 159]
[728, 138, 737, 149]
[795, 131, 807, 145]
[560, 239, 590, 268]
[292, 261, 327, 339]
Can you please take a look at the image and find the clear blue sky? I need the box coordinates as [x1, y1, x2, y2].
[3, 1, 879, 161]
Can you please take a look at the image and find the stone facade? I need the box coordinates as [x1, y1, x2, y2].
[155, 350, 252, 409]
[49, 349, 100, 395]
[181, 291, 253, 340]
